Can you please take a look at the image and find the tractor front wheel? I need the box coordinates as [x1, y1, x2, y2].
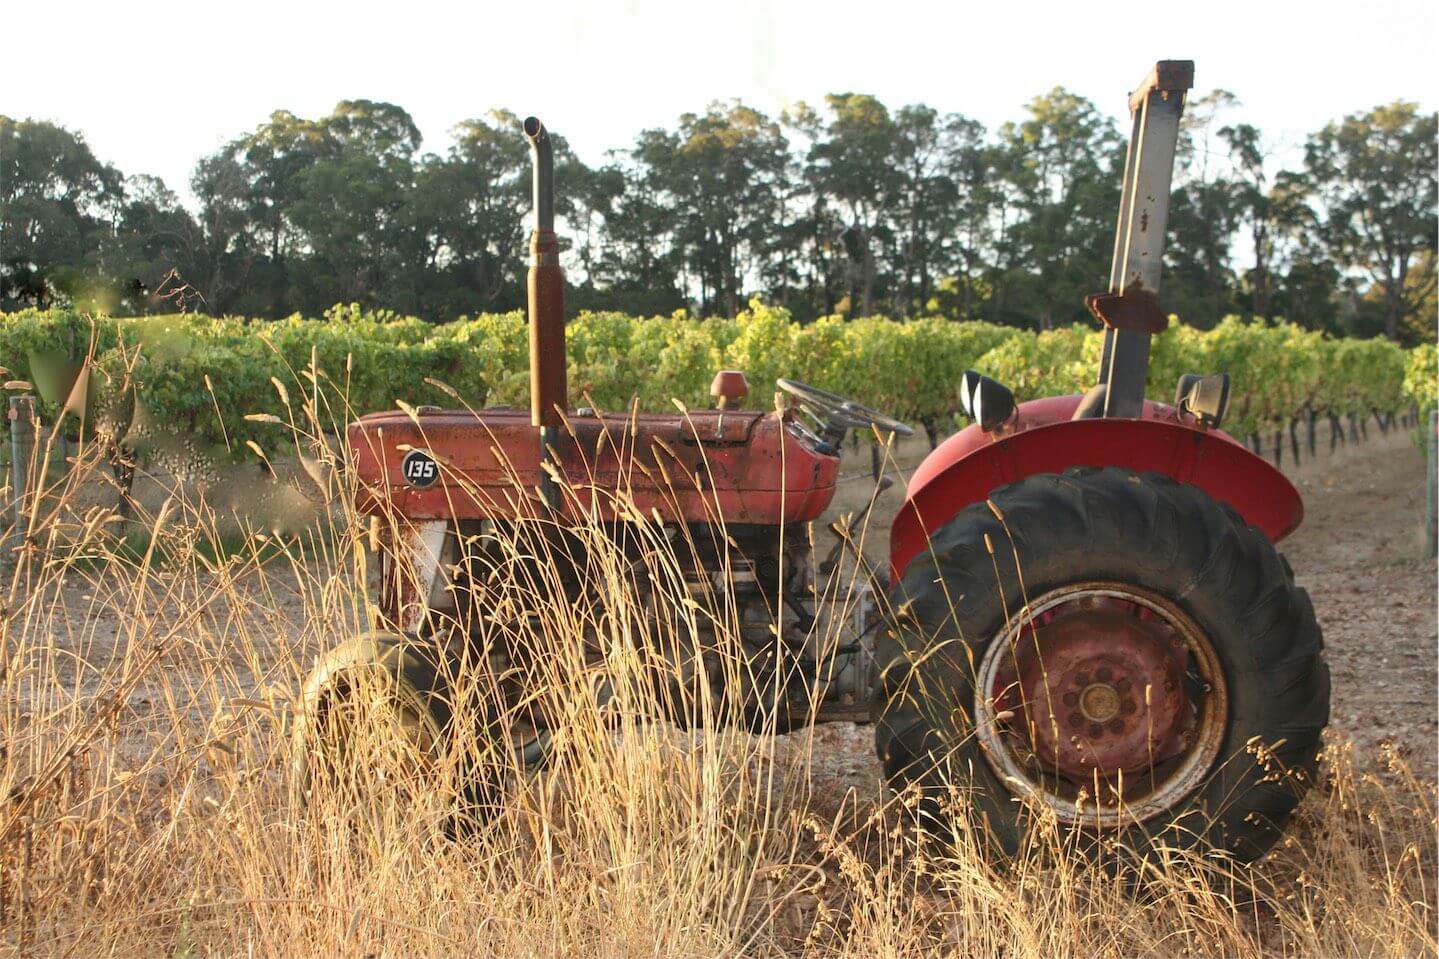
[291, 632, 544, 823]
[875, 467, 1328, 863]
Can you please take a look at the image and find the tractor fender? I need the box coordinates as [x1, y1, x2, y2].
[889, 395, 1303, 580]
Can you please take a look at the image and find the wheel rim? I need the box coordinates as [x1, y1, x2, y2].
[973, 582, 1229, 827]
[310, 668, 551, 790]
[309, 669, 446, 800]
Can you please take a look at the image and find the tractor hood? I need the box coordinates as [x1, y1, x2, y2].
[347, 406, 840, 526]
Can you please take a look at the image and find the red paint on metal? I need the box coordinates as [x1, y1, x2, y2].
[890, 394, 1304, 579]
[1128, 59, 1196, 114]
[527, 229, 567, 428]
[349, 407, 839, 525]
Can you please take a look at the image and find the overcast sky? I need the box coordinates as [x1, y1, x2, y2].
[9, 0, 1435, 206]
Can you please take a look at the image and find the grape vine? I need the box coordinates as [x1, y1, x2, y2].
[2, 302, 1431, 472]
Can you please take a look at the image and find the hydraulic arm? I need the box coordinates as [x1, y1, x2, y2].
[1087, 60, 1194, 418]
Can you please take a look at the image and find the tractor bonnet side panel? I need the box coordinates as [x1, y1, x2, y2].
[890, 397, 1303, 580]
[348, 407, 840, 525]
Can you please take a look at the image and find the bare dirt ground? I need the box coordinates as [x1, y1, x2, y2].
[1280, 430, 1437, 775]
[797, 425, 1438, 808]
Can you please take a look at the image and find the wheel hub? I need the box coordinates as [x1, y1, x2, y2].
[1079, 682, 1121, 723]
[977, 584, 1230, 827]
[1011, 603, 1190, 782]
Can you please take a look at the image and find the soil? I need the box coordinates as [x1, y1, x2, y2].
[1279, 429, 1437, 775]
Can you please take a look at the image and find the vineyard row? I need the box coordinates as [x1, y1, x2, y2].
[2, 303, 1434, 470]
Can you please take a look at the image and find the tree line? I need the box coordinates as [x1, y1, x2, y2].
[2, 90, 1434, 342]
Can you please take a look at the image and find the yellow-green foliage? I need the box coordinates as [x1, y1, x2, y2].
[0, 305, 1429, 458]
[976, 325, 1096, 401]
[1403, 341, 1437, 422]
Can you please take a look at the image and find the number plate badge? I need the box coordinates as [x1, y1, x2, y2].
[400, 449, 440, 489]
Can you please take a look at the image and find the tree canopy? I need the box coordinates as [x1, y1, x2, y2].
[1, 92, 1433, 342]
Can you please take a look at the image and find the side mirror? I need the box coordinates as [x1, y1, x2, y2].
[1176, 372, 1230, 429]
[959, 369, 1016, 433]
[1174, 374, 1200, 407]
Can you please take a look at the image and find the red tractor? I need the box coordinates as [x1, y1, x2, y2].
[295, 62, 1328, 863]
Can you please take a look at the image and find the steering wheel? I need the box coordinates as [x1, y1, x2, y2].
[776, 378, 914, 448]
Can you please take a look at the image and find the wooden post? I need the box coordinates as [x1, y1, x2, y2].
[1426, 409, 1436, 560]
[7, 395, 36, 553]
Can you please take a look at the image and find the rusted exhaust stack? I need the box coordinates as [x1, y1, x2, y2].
[524, 116, 567, 429]
[524, 117, 566, 510]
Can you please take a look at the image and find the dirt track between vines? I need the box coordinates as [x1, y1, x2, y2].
[797, 426, 1439, 809]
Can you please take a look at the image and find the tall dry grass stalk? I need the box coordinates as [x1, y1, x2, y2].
[0, 362, 1433, 958]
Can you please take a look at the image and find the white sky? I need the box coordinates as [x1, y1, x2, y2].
[9, 0, 1436, 207]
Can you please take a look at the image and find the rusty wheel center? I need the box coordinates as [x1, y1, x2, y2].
[976, 583, 1229, 826]
[1079, 683, 1121, 722]
[1011, 603, 1191, 782]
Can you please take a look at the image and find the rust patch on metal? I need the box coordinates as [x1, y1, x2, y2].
[975, 582, 1230, 827]
[1128, 59, 1195, 114]
[528, 229, 567, 428]
[1085, 284, 1170, 334]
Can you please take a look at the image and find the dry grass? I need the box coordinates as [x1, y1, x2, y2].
[0, 378, 1434, 959]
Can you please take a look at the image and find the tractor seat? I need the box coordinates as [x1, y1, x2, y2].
[1072, 383, 1108, 420]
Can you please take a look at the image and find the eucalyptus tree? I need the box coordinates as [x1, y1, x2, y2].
[0, 116, 124, 308]
[577, 150, 687, 316]
[779, 102, 845, 319]
[886, 106, 993, 318]
[222, 109, 335, 314]
[803, 94, 901, 317]
[406, 109, 530, 316]
[190, 148, 259, 313]
[937, 115, 996, 320]
[992, 89, 1121, 328]
[1218, 122, 1313, 321]
[112, 173, 208, 308]
[287, 101, 422, 311]
[618, 101, 789, 317]
[1299, 101, 1437, 341]
[1164, 90, 1241, 327]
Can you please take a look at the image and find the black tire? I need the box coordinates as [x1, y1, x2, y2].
[875, 466, 1328, 863]
[291, 632, 526, 820]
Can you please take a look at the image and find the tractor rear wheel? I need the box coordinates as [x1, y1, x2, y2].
[291, 632, 545, 822]
[875, 467, 1328, 864]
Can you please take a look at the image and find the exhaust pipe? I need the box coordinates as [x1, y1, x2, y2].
[524, 116, 566, 428]
[523, 116, 567, 508]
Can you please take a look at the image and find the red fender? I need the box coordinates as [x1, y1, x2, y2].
[889, 395, 1304, 581]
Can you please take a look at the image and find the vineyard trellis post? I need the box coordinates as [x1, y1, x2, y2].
[1426, 409, 1437, 560]
[7, 395, 37, 554]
